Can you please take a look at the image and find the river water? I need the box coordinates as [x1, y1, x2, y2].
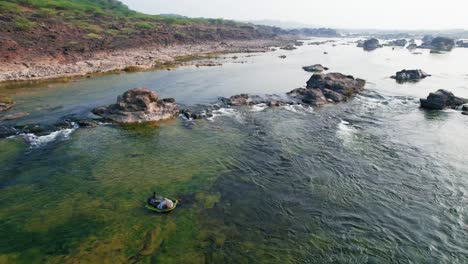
[0, 38, 467, 263]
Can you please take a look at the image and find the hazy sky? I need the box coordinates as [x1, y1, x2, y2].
[120, 0, 468, 30]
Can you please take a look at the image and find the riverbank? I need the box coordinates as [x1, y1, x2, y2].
[0, 39, 292, 84]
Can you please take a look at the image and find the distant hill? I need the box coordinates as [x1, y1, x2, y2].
[247, 19, 319, 29]
[0, 0, 284, 62]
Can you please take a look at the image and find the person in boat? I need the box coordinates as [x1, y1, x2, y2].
[148, 192, 174, 210]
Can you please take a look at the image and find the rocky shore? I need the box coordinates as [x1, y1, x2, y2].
[0, 39, 290, 83]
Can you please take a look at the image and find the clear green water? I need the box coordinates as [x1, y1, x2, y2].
[0, 38, 467, 263]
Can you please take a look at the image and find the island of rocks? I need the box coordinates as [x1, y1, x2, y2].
[92, 88, 179, 123]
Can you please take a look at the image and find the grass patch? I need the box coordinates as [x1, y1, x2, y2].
[0, 1, 21, 13]
[135, 21, 154, 29]
[14, 17, 35, 31]
[84, 33, 102, 40]
[0, 97, 14, 104]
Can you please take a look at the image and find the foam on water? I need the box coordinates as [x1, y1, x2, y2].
[250, 103, 269, 112]
[280, 104, 314, 114]
[208, 107, 241, 122]
[336, 120, 357, 144]
[20, 123, 78, 148]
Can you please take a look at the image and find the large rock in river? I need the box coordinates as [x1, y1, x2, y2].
[431, 37, 455, 51]
[361, 38, 381, 51]
[92, 88, 179, 123]
[391, 69, 431, 82]
[288, 72, 366, 105]
[420, 89, 468, 110]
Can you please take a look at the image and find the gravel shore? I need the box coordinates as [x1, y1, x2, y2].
[0, 39, 290, 83]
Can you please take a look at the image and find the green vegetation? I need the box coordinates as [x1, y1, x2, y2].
[1, 0, 247, 27]
[135, 21, 154, 29]
[0, 1, 21, 13]
[14, 17, 35, 31]
[0, 96, 14, 104]
[84, 33, 102, 40]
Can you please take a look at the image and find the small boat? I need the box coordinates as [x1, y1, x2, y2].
[145, 199, 178, 213]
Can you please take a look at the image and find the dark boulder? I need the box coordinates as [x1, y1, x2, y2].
[92, 88, 179, 123]
[306, 73, 366, 96]
[361, 38, 381, 51]
[391, 69, 431, 82]
[419, 37, 455, 51]
[301, 89, 328, 105]
[431, 37, 455, 51]
[420, 89, 468, 110]
[288, 72, 366, 105]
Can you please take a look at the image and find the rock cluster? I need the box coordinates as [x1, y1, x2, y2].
[420, 89, 468, 110]
[92, 88, 179, 123]
[288, 73, 366, 105]
[391, 69, 431, 82]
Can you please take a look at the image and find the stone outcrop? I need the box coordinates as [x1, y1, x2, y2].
[302, 64, 329, 73]
[391, 69, 431, 82]
[420, 89, 468, 110]
[288, 72, 366, 105]
[92, 88, 179, 123]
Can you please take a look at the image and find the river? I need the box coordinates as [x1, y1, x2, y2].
[0, 38, 467, 263]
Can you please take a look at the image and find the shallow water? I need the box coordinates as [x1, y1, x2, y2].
[0, 38, 467, 263]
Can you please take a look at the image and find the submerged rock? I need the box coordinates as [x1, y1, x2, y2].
[288, 72, 366, 105]
[391, 69, 431, 82]
[0, 102, 14, 112]
[420, 89, 468, 110]
[302, 64, 329, 73]
[224, 94, 292, 107]
[0, 112, 29, 121]
[92, 88, 179, 123]
[226, 94, 254, 106]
